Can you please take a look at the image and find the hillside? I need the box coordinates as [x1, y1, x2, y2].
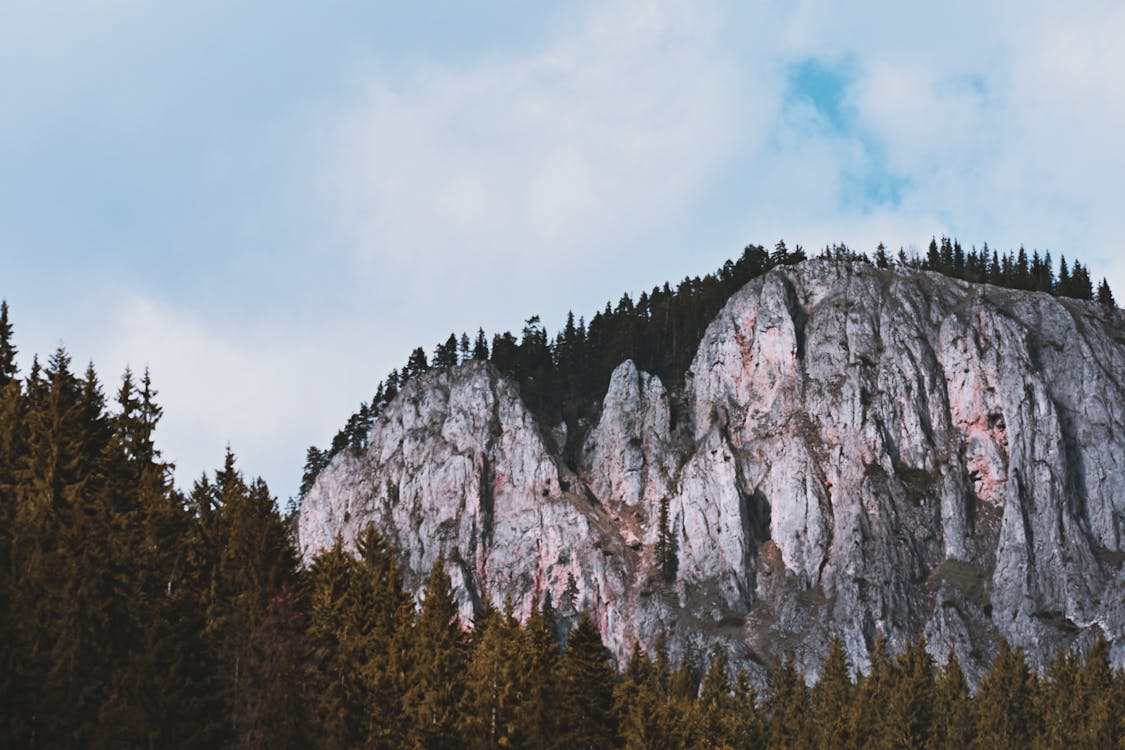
[299, 259, 1125, 684]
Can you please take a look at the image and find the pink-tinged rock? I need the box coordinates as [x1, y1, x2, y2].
[300, 260, 1125, 684]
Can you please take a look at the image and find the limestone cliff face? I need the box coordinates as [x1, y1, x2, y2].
[299, 261, 1125, 684]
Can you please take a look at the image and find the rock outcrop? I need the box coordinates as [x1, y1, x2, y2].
[299, 260, 1125, 684]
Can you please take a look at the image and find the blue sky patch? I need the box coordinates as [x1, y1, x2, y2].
[786, 57, 858, 133]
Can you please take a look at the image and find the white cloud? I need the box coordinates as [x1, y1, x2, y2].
[104, 297, 373, 498]
[319, 0, 758, 323]
[23, 0, 1124, 503]
[719, 1, 1125, 295]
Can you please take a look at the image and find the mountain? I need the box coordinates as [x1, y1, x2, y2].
[297, 259, 1125, 685]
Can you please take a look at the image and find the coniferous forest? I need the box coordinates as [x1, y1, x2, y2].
[2, 238, 1123, 748]
[304, 238, 1117, 497]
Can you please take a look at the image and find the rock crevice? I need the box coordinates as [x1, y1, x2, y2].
[299, 261, 1125, 683]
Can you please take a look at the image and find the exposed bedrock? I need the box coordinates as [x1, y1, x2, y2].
[299, 260, 1125, 685]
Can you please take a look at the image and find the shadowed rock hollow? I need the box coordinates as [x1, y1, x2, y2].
[299, 260, 1125, 685]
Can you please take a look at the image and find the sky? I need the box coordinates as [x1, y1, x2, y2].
[2, 0, 1124, 502]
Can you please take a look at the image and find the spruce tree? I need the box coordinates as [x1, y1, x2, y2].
[1076, 636, 1115, 748]
[235, 583, 311, 749]
[0, 300, 17, 386]
[765, 650, 810, 749]
[403, 556, 467, 749]
[850, 634, 898, 750]
[460, 603, 529, 749]
[972, 639, 1036, 749]
[810, 635, 852, 748]
[306, 540, 364, 749]
[1036, 647, 1080, 750]
[1097, 278, 1116, 308]
[557, 614, 619, 749]
[890, 636, 935, 749]
[931, 650, 973, 750]
[511, 601, 560, 748]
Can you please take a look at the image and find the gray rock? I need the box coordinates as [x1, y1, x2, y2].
[299, 260, 1125, 685]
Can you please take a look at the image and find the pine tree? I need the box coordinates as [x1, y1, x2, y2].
[0, 300, 17, 386]
[765, 650, 810, 749]
[973, 639, 1036, 749]
[235, 583, 311, 749]
[931, 650, 973, 750]
[810, 635, 852, 748]
[1076, 635, 1115, 748]
[403, 556, 467, 749]
[655, 496, 677, 583]
[890, 636, 934, 749]
[511, 601, 560, 748]
[1035, 647, 1080, 750]
[1097, 278, 1116, 308]
[851, 634, 898, 750]
[557, 614, 619, 749]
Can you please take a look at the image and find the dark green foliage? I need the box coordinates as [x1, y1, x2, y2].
[0, 300, 16, 385]
[810, 635, 852, 748]
[1098, 277, 1117, 308]
[558, 614, 619, 749]
[765, 651, 810, 749]
[973, 639, 1036, 749]
[308, 239, 1117, 496]
[932, 650, 973, 750]
[890, 636, 935, 749]
[655, 496, 677, 583]
[403, 556, 468, 749]
[4, 297, 1123, 748]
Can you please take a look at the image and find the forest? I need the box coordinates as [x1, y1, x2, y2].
[1, 297, 1122, 749]
[304, 238, 1118, 497]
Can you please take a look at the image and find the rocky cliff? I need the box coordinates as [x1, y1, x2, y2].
[298, 260, 1125, 684]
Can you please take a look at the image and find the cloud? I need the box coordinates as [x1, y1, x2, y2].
[10, 0, 1125, 502]
[318, 0, 755, 324]
[104, 297, 374, 498]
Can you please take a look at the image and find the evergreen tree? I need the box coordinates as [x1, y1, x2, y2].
[460, 603, 530, 749]
[654, 496, 677, 583]
[199, 451, 300, 744]
[973, 639, 1036, 749]
[931, 650, 973, 750]
[851, 634, 898, 750]
[306, 540, 363, 750]
[472, 328, 490, 360]
[890, 636, 935, 749]
[1097, 278, 1116, 308]
[235, 583, 311, 749]
[510, 601, 560, 748]
[1035, 648, 1081, 750]
[874, 243, 890, 268]
[1076, 636, 1116, 748]
[558, 614, 619, 749]
[0, 300, 16, 386]
[434, 333, 460, 369]
[403, 556, 467, 749]
[810, 635, 852, 748]
[406, 346, 430, 378]
[765, 650, 810, 749]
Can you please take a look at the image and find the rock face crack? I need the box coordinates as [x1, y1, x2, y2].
[299, 261, 1125, 684]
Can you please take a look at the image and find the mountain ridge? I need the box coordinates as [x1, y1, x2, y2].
[298, 259, 1125, 685]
